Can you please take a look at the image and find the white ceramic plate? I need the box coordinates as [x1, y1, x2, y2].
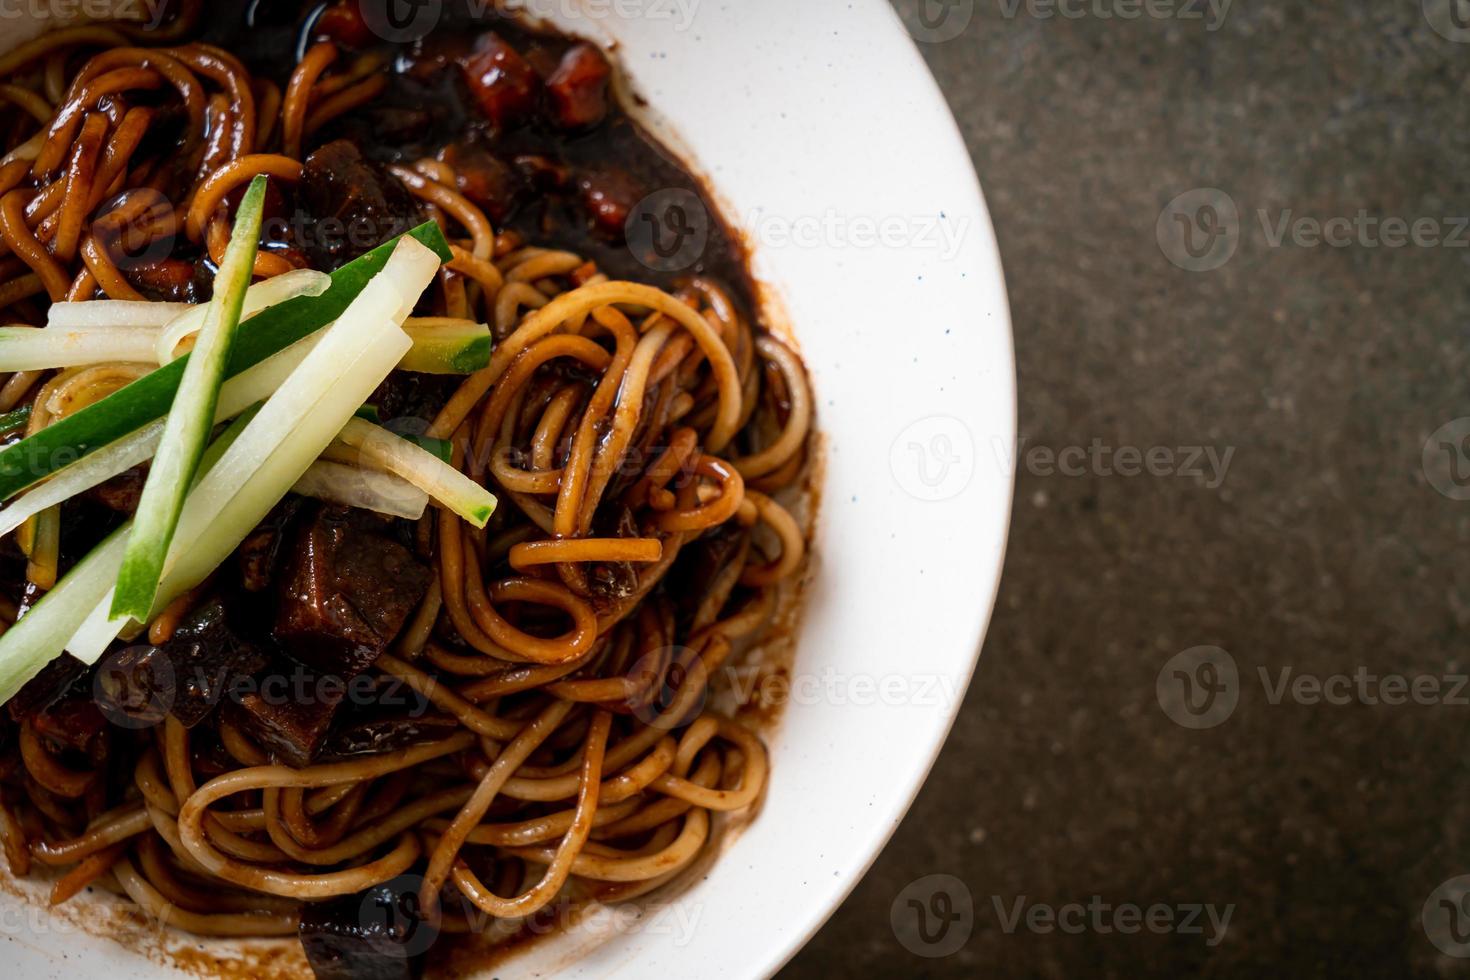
[1, 2, 1014, 976]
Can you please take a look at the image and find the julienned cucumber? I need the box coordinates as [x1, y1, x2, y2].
[111, 175, 268, 623]
[66, 240, 438, 662]
[400, 319, 493, 374]
[0, 409, 260, 697]
[0, 222, 452, 501]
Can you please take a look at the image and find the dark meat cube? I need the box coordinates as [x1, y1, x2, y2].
[321, 714, 460, 761]
[314, 0, 374, 49]
[225, 669, 346, 769]
[439, 143, 522, 225]
[578, 169, 642, 240]
[546, 43, 611, 129]
[300, 875, 438, 980]
[237, 498, 304, 593]
[8, 653, 89, 722]
[460, 33, 538, 130]
[157, 598, 270, 728]
[85, 463, 147, 515]
[300, 141, 422, 269]
[274, 506, 431, 678]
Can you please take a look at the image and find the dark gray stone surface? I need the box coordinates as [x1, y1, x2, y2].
[783, 1, 1470, 976]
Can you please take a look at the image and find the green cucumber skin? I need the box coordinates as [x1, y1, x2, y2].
[111, 175, 269, 622]
[0, 223, 451, 501]
[453, 334, 494, 373]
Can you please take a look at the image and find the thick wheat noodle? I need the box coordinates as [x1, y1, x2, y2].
[493, 280, 549, 336]
[79, 234, 146, 300]
[436, 708, 608, 918]
[253, 78, 282, 148]
[175, 735, 474, 897]
[494, 733, 679, 803]
[652, 453, 745, 533]
[262, 785, 472, 867]
[468, 333, 613, 477]
[282, 41, 336, 159]
[388, 164, 495, 260]
[164, 719, 289, 864]
[0, 795, 32, 876]
[0, 84, 51, 126]
[18, 724, 93, 799]
[27, 806, 149, 868]
[208, 213, 297, 278]
[739, 490, 806, 586]
[185, 154, 302, 241]
[0, 27, 128, 79]
[277, 783, 367, 848]
[89, 107, 152, 208]
[113, 854, 301, 936]
[0, 273, 43, 309]
[303, 73, 387, 136]
[0, 23, 812, 957]
[135, 833, 298, 916]
[1, 190, 68, 299]
[448, 244, 505, 296]
[48, 841, 127, 905]
[505, 249, 584, 283]
[163, 44, 256, 160]
[376, 654, 523, 739]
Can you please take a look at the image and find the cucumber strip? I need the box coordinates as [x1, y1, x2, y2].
[0, 326, 161, 370]
[68, 238, 439, 661]
[332, 417, 496, 527]
[354, 404, 382, 424]
[0, 408, 258, 692]
[47, 301, 194, 331]
[400, 318, 493, 374]
[294, 459, 428, 520]
[153, 268, 331, 364]
[0, 335, 321, 541]
[0, 222, 451, 501]
[111, 175, 269, 622]
[0, 525, 128, 702]
[0, 405, 30, 433]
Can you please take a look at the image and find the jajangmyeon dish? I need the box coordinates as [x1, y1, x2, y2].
[0, 2, 814, 975]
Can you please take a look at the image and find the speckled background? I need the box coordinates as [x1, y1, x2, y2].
[784, 1, 1470, 976]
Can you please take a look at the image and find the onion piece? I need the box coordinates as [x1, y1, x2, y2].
[293, 459, 428, 520]
[154, 269, 331, 364]
[0, 325, 159, 371]
[47, 301, 194, 331]
[330, 417, 495, 526]
[0, 334, 323, 542]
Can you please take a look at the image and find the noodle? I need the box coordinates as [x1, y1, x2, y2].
[0, 9, 815, 970]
